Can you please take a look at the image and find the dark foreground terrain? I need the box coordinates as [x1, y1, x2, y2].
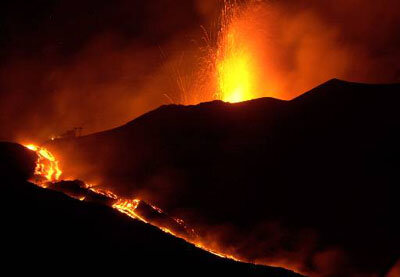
[45, 79, 400, 276]
[0, 142, 301, 276]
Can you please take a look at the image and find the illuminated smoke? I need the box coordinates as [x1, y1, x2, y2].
[1, 0, 400, 141]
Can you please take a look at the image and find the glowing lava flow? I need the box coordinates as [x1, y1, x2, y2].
[24, 144, 242, 263]
[111, 198, 240, 261]
[112, 198, 148, 223]
[25, 144, 62, 183]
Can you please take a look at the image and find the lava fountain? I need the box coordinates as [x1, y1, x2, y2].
[214, 1, 262, 103]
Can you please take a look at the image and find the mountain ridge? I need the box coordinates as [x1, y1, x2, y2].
[45, 79, 400, 276]
[0, 141, 303, 276]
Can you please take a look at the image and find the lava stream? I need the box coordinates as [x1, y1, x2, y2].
[24, 143, 242, 263]
[25, 144, 62, 183]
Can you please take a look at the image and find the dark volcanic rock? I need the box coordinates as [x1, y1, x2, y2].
[0, 141, 36, 181]
[0, 142, 301, 276]
[47, 79, 400, 276]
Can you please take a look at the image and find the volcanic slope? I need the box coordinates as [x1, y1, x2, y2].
[0, 142, 302, 276]
[47, 79, 400, 276]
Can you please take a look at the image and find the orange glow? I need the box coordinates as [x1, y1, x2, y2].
[111, 197, 241, 262]
[387, 259, 400, 277]
[22, 143, 249, 265]
[25, 144, 62, 183]
[216, 20, 254, 103]
[18, 4, 305, 271]
[88, 186, 118, 199]
[18, 4, 302, 271]
[112, 198, 148, 223]
[215, 1, 258, 103]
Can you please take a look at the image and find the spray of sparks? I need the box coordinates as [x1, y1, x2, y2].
[215, 1, 256, 103]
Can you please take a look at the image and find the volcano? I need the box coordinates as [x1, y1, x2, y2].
[41, 79, 399, 276]
[1, 142, 301, 276]
[2, 79, 399, 276]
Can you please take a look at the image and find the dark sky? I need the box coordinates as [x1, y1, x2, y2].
[0, 0, 205, 59]
[1, 0, 399, 142]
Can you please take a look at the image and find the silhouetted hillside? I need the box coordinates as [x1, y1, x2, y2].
[0, 142, 301, 276]
[47, 79, 400, 276]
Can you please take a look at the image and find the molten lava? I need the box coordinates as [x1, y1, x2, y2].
[24, 143, 243, 264]
[112, 198, 144, 222]
[25, 144, 62, 183]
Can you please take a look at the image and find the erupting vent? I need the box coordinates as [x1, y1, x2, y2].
[216, 2, 255, 103]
